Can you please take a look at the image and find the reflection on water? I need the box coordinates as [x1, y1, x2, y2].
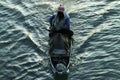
[53, 73, 68, 80]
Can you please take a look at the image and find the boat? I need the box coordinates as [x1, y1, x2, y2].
[48, 29, 73, 75]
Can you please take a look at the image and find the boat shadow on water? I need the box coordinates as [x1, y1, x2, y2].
[53, 73, 69, 80]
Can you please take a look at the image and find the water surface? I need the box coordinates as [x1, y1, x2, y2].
[0, 0, 120, 80]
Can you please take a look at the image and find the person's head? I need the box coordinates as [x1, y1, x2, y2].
[58, 5, 65, 12]
[57, 5, 65, 20]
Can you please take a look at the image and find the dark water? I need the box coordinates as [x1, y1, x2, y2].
[0, 0, 120, 80]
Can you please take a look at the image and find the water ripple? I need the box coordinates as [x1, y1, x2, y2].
[0, 0, 120, 80]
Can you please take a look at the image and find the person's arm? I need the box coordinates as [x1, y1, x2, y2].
[65, 18, 70, 30]
[49, 13, 55, 27]
[63, 11, 70, 30]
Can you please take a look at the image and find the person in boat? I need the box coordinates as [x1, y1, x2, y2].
[49, 5, 73, 74]
[49, 5, 73, 38]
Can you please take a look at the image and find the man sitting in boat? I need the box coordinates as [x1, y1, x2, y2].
[48, 5, 74, 75]
[49, 5, 73, 38]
